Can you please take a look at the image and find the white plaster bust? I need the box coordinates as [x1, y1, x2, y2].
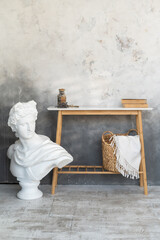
[7, 100, 73, 200]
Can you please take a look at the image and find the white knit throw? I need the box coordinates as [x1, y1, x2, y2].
[111, 135, 141, 179]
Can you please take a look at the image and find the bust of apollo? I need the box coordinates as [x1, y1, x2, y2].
[7, 100, 73, 200]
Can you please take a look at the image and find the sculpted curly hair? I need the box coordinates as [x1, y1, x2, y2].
[8, 100, 38, 132]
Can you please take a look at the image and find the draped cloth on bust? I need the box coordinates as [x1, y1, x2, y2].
[10, 135, 73, 180]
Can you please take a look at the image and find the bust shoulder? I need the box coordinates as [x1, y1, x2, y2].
[34, 134, 51, 146]
[38, 135, 50, 142]
[7, 144, 15, 159]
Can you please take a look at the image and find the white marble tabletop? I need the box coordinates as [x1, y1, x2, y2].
[47, 106, 153, 111]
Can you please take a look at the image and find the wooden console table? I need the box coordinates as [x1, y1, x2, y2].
[47, 107, 153, 195]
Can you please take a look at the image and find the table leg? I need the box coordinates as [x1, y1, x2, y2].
[137, 111, 148, 195]
[51, 111, 63, 195]
[136, 115, 143, 187]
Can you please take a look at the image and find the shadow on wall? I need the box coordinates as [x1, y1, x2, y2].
[0, 67, 56, 183]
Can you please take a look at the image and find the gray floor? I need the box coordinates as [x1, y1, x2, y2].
[0, 185, 160, 240]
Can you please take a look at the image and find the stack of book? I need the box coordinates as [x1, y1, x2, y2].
[122, 99, 148, 108]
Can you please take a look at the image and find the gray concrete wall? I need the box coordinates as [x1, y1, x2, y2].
[0, 0, 159, 185]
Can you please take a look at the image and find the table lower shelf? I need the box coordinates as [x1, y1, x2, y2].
[58, 165, 143, 175]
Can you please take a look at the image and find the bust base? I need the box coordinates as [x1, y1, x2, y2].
[17, 178, 43, 200]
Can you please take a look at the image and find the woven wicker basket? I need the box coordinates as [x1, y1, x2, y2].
[102, 129, 138, 172]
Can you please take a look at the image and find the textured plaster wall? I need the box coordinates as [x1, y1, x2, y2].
[0, 0, 160, 185]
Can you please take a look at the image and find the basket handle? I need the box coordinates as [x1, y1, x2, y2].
[102, 131, 114, 143]
[126, 129, 138, 135]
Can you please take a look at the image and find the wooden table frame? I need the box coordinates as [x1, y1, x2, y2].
[48, 108, 151, 195]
